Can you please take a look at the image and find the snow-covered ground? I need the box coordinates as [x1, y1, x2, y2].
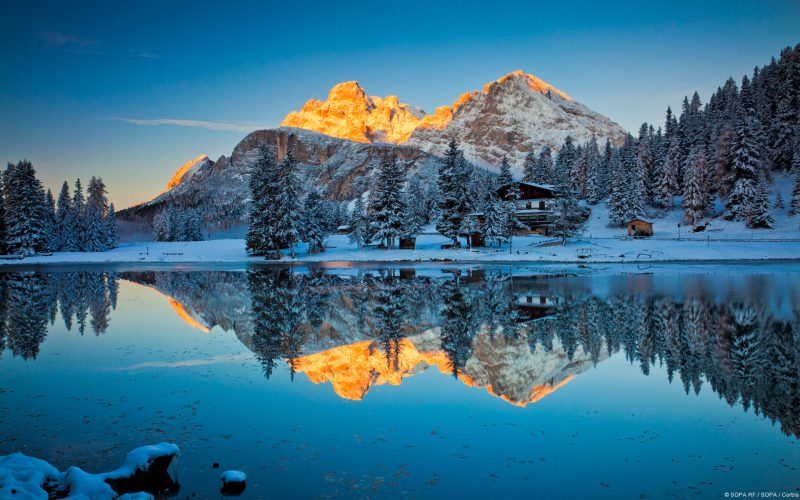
[0, 230, 797, 266]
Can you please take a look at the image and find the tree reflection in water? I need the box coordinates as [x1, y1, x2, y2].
[2, 267, 799, 437]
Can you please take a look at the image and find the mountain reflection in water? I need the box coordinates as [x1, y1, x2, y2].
[1, 267, 799, 438]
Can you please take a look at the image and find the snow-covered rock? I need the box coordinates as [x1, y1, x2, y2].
[281, 81, 425, 143]
[220, 469, 246, 495]
[120, 128, 443, 230]
[0, 442, 180, 499]
[279, 70, 628, 175]
[407, 71, 628, 173]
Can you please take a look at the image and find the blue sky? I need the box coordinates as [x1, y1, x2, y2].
[1, 0, 798, 207]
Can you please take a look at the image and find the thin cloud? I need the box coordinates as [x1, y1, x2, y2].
[39, 31, 156, 58]
[108, 117, 269, 132]
[40, 31, 96, 49]
[114, 353, 253, 370]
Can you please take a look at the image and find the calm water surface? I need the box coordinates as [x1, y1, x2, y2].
[1, 263, 799, 498]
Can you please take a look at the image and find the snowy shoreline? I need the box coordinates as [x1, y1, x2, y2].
[0, 234, 798, 267]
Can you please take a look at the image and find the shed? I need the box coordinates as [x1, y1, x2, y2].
[399, 236, 416, 250]
[627, 218, 653, 237]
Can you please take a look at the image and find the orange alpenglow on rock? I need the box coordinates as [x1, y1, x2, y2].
[167, 298, 211, 333]
[291, 336, 576, 406]
[280, 81, 425, 144]
[166, 154, 210, 191]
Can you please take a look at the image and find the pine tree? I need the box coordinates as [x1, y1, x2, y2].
[553, 186, 586, 245]
[770, 91, 796, 172]
[245, 144, 280, 256]
[301, 188, 327, 253]
[725, 117, 761, 221]
[43, 189, 56, 251]
[3, 161, 49, 254]
[481, 191, 505, 247]
[788, 172, 800, 216]
[405, 175, 429, 230]
[535, 147, 553, 184]
[637, 124, 656, 204]
[84, 177, 109, 251]
[683, 146, 707, 225]
[436, 139, 471, 247]
[747, 173, 774, 228]
[554, 136, 576, 186]
[607, 150, 628, 225]
[369, 151, 406, 249]
[106, 203, 120, 249]
[56, 181, 77, 252]
[656, 136, 681, 209]
[0, 176, 6, 254]
[713, 125, 734, 197]
[522, 151, 536, 182]
[348, 196, 369, 249]
[152, 209, 170, 242]
[276, 151, 302, 258]
[498, 157, 521, 202]
[72, 178, 87, 251]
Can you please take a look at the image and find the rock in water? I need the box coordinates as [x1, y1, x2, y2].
[220, 470, 247, 496]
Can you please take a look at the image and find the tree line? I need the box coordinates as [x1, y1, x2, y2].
[0, 161, 119, 255]
[529, 44, 800, 229]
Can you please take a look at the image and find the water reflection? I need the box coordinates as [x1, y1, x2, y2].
[2, 267, 799, 438]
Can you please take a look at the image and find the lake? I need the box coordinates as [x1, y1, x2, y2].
[1, 263, 799, 498]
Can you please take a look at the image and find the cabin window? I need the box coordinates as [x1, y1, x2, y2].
[539, 201, 545, 210]
[526, 202, 531, 209]
[540, 296, 546, 304]
[526, 296, 533, 303]
[632, 224, 637, 231]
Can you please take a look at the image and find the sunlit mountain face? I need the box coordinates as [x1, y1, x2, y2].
[4, 266, 797, 437]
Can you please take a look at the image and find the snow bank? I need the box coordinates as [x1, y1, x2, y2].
[0, 442, 179, 499]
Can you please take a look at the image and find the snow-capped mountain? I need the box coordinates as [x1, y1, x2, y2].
[119, 128, 443, 229]
[279, 70, 628, 174]
[281, 81, 426, 143]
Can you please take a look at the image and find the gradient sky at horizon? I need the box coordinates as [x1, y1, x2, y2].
[1, 0, 798, 208]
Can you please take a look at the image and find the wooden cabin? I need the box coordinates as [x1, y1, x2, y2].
[398, 236, 416, 249]
[469, 182, 562, 245]
[627, 218, 653, 237]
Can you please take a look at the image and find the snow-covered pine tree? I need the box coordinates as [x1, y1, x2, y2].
[713, 125, 734, 197]
[535, 146, 554, 185]
[369, 151, 406, 249]
[177, 208, 202, 241]
[637, 124, 656, 204]
[72, 178, 87, 251]
[498, 156, 514, 187]
[725, 117, 762, 221]
[522, 151, 536, 182]
[683, 146, 707, 225]
[405, 175, 429, 229]
[770, 90, 796, 172]
[152, 209, 170, 242]
[656, 136, 681, 209]
[788, 171, 800, 216]
[2, 161, 49, 254]
[607, 150, 629, 225]
[44, 189, 56, 251]
[554, 136, 576, 187]
[348, 196, 369, 249]
[598, 139, 613, 199]
[246, 144, 284, 257]
[106, 203, 120, 249]
[552, 185, 586, 245]
[301, 188, 327, 253]
[403, 183, 425, 239]
[622, 134, 645, 220]
[586, 148, 603, 204]
[0, 176, 6, 254]
[748, 173, 774, 228]
[482, 191, 505, 247]
[55, 181, 76, 251]
[436, 139, 471, 247]
[84, 177, 109, 252]
[275, 151, 302, 258]
[498, 157, 521, 201]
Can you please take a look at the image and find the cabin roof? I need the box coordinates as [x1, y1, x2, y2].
[627, 217, 652, 224]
